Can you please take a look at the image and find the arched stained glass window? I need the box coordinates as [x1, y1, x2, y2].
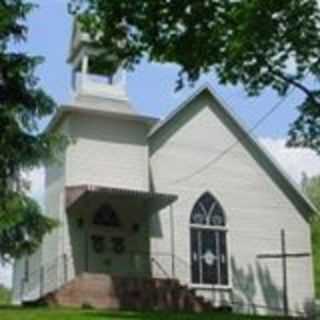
[190, 192, 228, 286]
[93, 203, 120, 227]
[190, 192, 225, 226]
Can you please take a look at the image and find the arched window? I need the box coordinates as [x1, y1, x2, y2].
[190, 192, 225, 226]
[190, 192, 228, 285]
[93, 203, 121, 227]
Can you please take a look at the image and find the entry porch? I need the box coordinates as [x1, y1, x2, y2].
[65, 185, 177, 279]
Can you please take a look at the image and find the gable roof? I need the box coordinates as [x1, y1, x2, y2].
[148, 83, 317, 218]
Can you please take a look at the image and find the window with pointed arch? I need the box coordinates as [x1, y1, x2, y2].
[93, 203, 121, 227]
[190, 192, 228, 285]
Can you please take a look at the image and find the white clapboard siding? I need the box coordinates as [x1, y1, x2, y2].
[65, 113, 149, 191]
[149, 89, 314, 315]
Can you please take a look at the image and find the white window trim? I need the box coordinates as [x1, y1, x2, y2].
[191, 224, 228, 231]
[189, 283, 232, 291]
[190, 196, 230, 286]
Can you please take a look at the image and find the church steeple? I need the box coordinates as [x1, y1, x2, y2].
[67, 20, 134, 114]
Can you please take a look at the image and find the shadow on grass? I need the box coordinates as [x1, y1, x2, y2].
[0, 307, 296, 320]
[87, 310, 296, 320]
[85, 310, 256, 320]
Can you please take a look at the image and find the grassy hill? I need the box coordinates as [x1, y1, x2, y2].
[0, 308, 292, 320]
[0, 286, 11, 306]
[312, 220, 320, 298]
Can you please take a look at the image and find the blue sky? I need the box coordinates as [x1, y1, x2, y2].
[25, 0, 305, 139]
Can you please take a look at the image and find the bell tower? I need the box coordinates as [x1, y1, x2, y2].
[67, 20, 134, 114]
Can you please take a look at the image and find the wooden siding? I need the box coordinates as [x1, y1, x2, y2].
[149, 91, 314, 315]
[66, 113, 149, 191]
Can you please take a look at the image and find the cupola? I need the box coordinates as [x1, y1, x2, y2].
[67, 20, 135, 114]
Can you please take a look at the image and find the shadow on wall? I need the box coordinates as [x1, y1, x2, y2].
[256, 262, 283, 313]
[231, 257, 257, 314]
[231, 256, 283, 315]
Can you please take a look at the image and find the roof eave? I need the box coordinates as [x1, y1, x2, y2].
[65, 184, 178, 212]
[45, 105, 160, 134]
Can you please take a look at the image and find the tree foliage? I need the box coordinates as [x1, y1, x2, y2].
[0, 0, 65, 261]
[302, 173, 320, 297]
[69, 0, 320, 152]
[302, 173, 320, 211]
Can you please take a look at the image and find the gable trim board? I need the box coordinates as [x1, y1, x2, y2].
[148, 84, 316, 220]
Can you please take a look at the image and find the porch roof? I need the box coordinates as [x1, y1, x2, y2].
[65, 185, 178, 212]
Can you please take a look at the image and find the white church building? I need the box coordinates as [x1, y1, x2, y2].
[12, 22, 316, 316]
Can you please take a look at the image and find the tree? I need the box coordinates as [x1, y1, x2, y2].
[0, 1, 65, 262]
[302, 173, 320, 297]
[302, 173, 320, 211]
[69, 0, 320, 153]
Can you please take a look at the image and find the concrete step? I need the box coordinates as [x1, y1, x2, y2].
[39, 273, 214, 312]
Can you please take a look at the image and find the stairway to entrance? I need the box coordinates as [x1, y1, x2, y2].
[41, 273, 214, 312]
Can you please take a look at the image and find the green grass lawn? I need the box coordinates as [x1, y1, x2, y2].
[0, 307, 293, 320]
[312, 219, 320, 298]
[0, 286, 11, 305]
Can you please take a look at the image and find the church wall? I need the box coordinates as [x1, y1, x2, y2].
[65, 113, 149, 191]
[12, 258, 24, 304]
[41, 119, 69, 296]
[149, 91, 314, 316]
[12, 119, 69, 304]
[12, 248, 43, 304]
[13, 111, 152, 301]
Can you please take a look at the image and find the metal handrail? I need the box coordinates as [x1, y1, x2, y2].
[150, 256, 172, 279]
[20, 250, 192, 302]
[19, 251, 317, 317]
[20, 253, 69, 301]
